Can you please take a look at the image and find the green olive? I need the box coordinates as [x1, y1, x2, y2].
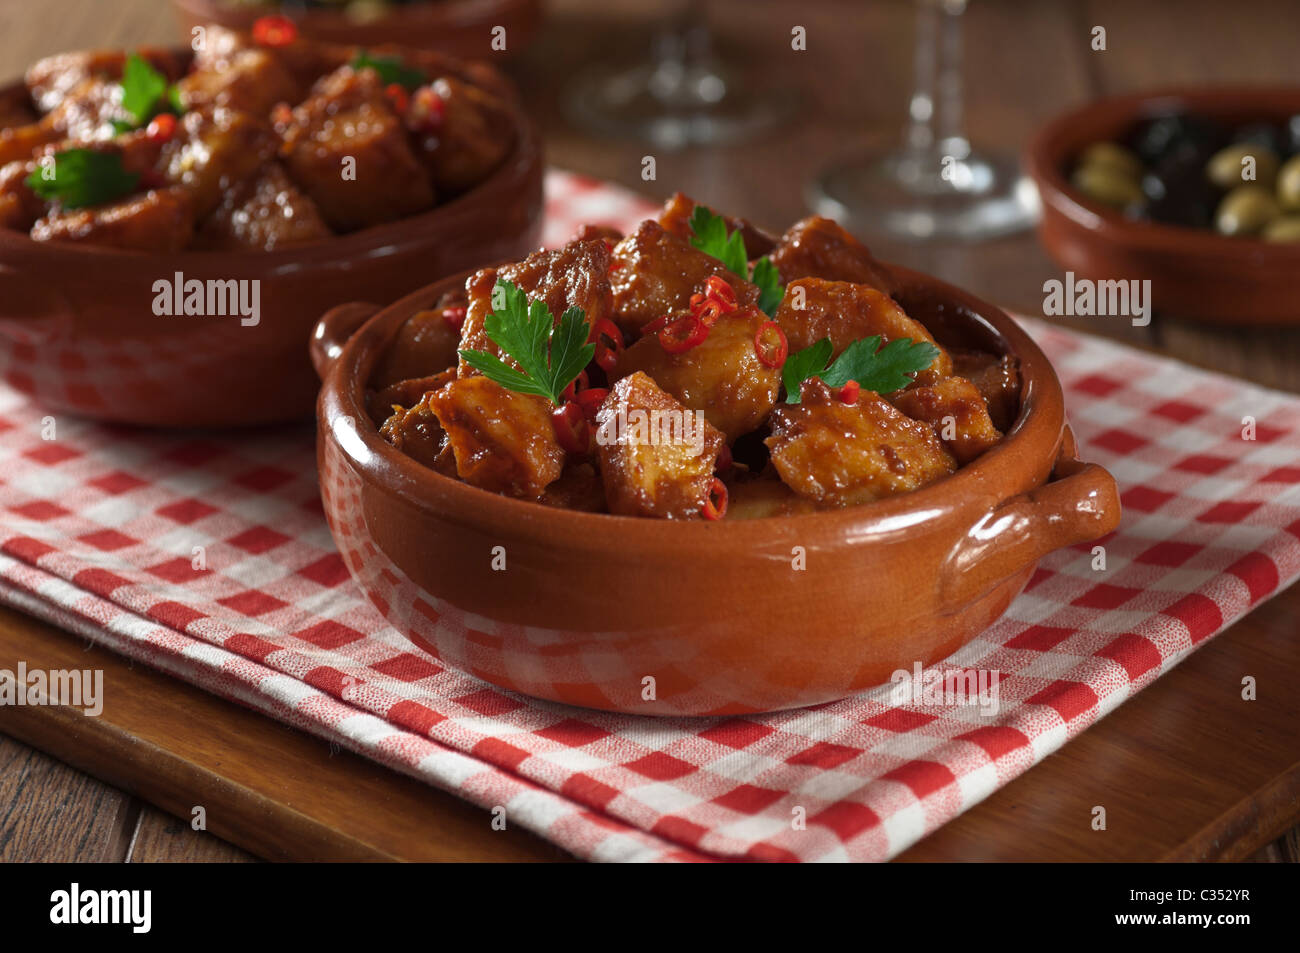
[1277, 155, 1300, 212]
[1262, 215, 1300, 242]
[1077, 141, 1144, 179]
[1071, 161, 1145, 210]
[1206, 143, 1279, 190]
[1215, 185, 1280, 236]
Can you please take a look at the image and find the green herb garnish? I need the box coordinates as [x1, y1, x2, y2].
[25, 149, 141, 209]
[351, 51, 428, 91]
[782, 335, 940, 403]
[688, 205, 785, 316]
[116, 53, 183, 131]
[458, 280, 595, 405]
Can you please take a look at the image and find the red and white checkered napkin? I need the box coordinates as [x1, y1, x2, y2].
[2, 171, 1299, 863]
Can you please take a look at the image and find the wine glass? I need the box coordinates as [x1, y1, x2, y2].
[808, 0, 1038, 241]
[563, 0, 791, 149]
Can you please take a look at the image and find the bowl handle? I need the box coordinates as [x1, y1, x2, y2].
[939, 427, 1121, 609]
[311, 302, 380, 382]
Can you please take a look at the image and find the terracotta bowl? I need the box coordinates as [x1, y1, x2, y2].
[169, 0, 543, 60]
[312, 265, 1121, 716]
[1025, 87, 1300, 326]
[0, 75, 542, 429]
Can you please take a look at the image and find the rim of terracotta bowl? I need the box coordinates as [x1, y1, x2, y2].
[0, 63, 539, 266]
[172, 0, 534, 31]
[1025, 85, 1300, 258]
[319, 263, 1072, 553]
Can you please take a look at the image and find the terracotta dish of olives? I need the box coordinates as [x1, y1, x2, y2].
[1070, 114, 1300, 241]
[1027, 87, 1300, 325]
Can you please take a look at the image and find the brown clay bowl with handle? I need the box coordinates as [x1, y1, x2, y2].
[0, 70, 542, 429]
[312, 265, 1121, 716]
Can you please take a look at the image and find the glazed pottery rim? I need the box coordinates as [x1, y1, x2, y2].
[0, 72, 539, 265]
[1026, 84, 1300, 258]
[319, 264, 1070, 545]
[171, 0, 528, 27]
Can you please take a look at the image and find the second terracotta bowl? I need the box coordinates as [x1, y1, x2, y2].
[0, 75, 542, 429]
[314, 267, 1121, 716]
[1026, 86, 1300, 326]
[169, 0, 543, 60]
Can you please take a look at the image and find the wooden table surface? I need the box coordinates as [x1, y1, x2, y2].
[1, 0, 1298, 862]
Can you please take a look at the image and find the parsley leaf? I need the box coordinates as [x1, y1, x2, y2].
[688, 205, 748, 277]
[25, 149, 141, 209]
[351, 51, 428, 90]
[687, 205, 785, 317]
[780, 338, 833, 402]
[458, 280, 595, 405]
[750, 256, 784, 316]
[782, 335, 941, 403]
[118, 53, 181, 129]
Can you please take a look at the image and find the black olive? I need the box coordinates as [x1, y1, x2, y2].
[1141, 147, 1219, 228]
[1232, 122, 1288, 158]
[1128, 113, 1227, 166]
[1287, 114, 1300, 157]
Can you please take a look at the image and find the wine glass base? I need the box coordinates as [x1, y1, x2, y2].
[808, 150, 1040, 242]
[564, 61, 793, 149]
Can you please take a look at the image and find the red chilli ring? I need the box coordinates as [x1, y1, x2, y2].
[575, 387, 609, 419]
[702, 275, 738, 309]
[551, 401, 590, 455]
[754, 320, 788, 368]
[384, 83, 410, 115]
[701, 477, 728, 521]
[252, 14, 299, 47]
[659, 314, 708, 354]
[590, 319, 624, 374]
[145, 113, 177, 143]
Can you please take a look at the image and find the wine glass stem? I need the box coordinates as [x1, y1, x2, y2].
[647, 0, 718, 107]
[904, 0, 970, 161]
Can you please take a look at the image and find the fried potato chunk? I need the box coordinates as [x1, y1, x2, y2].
[655, 191, 777, 258]
[608, 220, 759, 334]
[766, 379, 955, 506]
[0, 89, 38, 130]
[769, 215, 896, 296]
[407, 75, 514, 195]
[573, 223, 622, 244]
[593, 372, 724, 519]
[176, 48, 300, 116]
[775, 278, 952, 384]
[951, 350, 1021, 432]
[371, 308, 464, 390]
[380, 391, 455, 474]
[426, 375, 564, 499]
[540, 462, 606, 513]
[280, 66, 434, 231]
[371, 369, 456, 426]
[724, 474, 819, 519]
[39, 77, 126, 141]
[25, 48, 184, 114]
[195, 161, 332, 251]
[0, 123, 59, 167]
[0, 160, 44, 231]
[617, 305, 780, 441]
[891, 375, 1003, 465]
[163, 107, 276, 221]
[30, 186, 194, 252]
[458, 239, 613, 377]
[194, 24, 348, 94]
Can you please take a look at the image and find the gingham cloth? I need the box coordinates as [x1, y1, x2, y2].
[2, 171, 1298, 863]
